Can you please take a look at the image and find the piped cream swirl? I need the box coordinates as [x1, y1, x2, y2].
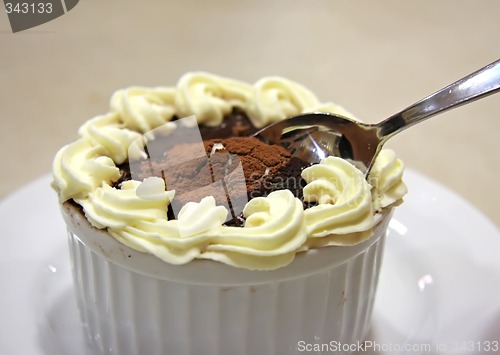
[110, 87, 177, 133]
[201, 190, 309, 270]
[77, 178, 175, 229]
[369, 149, 407, 211]
[246, 77, 321, 127]
[210, 190, 307, 255]
[301, 157, 374, 240]
[78, 113, 142, 165]
[52, 139, 120, 202]
[175, 72, 252, 127]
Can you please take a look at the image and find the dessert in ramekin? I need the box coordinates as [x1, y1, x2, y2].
[52, 73, 407, 355]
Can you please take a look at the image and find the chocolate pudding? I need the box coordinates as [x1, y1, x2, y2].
[114, 109, 312, 226]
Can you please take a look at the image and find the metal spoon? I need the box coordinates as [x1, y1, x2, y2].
[254, 59, 500, 176]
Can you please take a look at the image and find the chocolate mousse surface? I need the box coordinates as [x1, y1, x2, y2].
[114, 109, 313, 227]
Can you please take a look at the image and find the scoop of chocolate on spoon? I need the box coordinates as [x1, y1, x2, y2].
[254, 59, 500, 176]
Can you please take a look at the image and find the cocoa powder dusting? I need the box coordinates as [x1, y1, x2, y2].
[113, 110, 313, 226]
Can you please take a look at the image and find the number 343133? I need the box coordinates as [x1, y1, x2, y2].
[5, 2, 53, 14]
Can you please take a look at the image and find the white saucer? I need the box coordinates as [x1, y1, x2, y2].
[1, 170, 499, 355]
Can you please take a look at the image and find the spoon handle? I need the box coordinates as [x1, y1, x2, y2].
[378, 59, 500, 140]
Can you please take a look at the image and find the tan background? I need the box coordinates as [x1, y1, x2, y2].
[1, 0, 499, 228]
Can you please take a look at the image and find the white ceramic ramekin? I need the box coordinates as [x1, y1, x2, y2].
[61, 202, 392, 355]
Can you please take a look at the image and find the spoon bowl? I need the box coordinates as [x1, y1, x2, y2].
[254, 59, 500, 175]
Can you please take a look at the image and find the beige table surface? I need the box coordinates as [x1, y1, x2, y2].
[1, 0, 499, 229]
